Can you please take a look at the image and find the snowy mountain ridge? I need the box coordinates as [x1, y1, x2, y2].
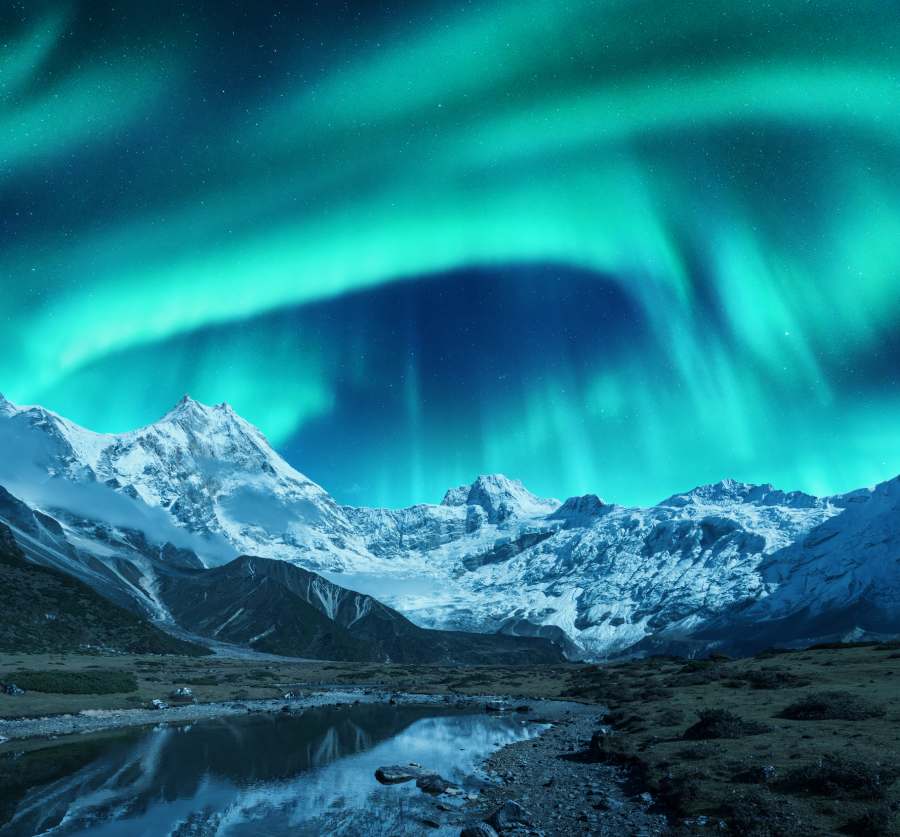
[0, 394, 369, 570]
[0, 394, 896, 657]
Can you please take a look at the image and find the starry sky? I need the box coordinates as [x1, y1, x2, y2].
[2, 1, 899, 508]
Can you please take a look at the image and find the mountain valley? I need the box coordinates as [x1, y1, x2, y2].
[0, 394, 897, 661]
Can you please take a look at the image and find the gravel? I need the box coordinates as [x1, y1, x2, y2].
[464, 705, 670, 836]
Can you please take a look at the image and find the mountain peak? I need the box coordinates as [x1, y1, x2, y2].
[0, 394, 342, 561]
[162, 394, 212, 420]
[660, 478, 820, 509]
[697, 478, 765, 499]
[441, 473, 560, 522]
[660, 478, 773, 506]
[146, 397, 295, 478]
[0, 393, 17, 417]
[549, 493, 609, 521]
[160, 395, 242, 423]
[154, 397, 255, 441]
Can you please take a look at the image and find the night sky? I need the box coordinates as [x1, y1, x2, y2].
[2, 1, 899, 507]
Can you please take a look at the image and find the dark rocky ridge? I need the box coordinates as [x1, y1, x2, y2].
[0, 523, 208, 656]
[157, 554, 565, 664]
[0, 483, 205, 616]
[0, 483, 563, 664]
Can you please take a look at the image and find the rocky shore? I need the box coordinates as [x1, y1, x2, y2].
[0, 689, 467, 742]
[461, 705, 668, 836]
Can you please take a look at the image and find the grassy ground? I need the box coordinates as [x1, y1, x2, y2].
[2, 643, 898, 834]
[0, 652, 573, 718]
[565, 643, 900, 836]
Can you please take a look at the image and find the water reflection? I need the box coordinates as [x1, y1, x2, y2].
[0, 705, 540, 836]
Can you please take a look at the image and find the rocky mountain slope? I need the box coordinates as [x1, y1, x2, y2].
[0, 482, 563, 663]
[0, 523, 208, 656]
[1, 394, 897, 658]
[341, 478, 856, 656]
[691, 475, 900, 653]
[158, 554, 563, 664]
[0, 481, 203, 621]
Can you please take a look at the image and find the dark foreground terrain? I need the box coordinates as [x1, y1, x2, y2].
[1, 643, 898, 835]
[0, 524, 208, 657]
[563, 644, 900, 836]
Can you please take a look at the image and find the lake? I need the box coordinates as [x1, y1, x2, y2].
[0, 704, 542, 836]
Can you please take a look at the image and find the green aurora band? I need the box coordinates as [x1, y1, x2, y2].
[1, 0, 899, 506]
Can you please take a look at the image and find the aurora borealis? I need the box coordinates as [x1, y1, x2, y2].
[2, 1, 899, 507]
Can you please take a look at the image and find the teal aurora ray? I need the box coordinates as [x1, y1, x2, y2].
[1, 0, 898, 507]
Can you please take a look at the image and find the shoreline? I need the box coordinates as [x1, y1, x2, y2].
[0, 689, 576, 744]
[0, 684, 667, 835]
[465, 704, 670, 836]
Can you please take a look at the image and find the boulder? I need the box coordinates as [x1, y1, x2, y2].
[149, 699, 169, 710]
[589, 726, 613, 757]
[485, 800, 532, 832]
[375, 764, 429, 784]
[169, 687, 195, 703]
[484, 701, 508, 713]
[416, 774, 453, 795]
[2, 683, 25, 696]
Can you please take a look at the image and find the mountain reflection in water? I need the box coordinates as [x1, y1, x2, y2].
[0, 704, 541, 836]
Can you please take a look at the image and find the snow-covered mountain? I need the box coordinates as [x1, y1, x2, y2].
[0, 394, 897, 658]
[343, 478, 847, 656]
[696, 475, 900, 651]
[0, 394, 369, 571]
